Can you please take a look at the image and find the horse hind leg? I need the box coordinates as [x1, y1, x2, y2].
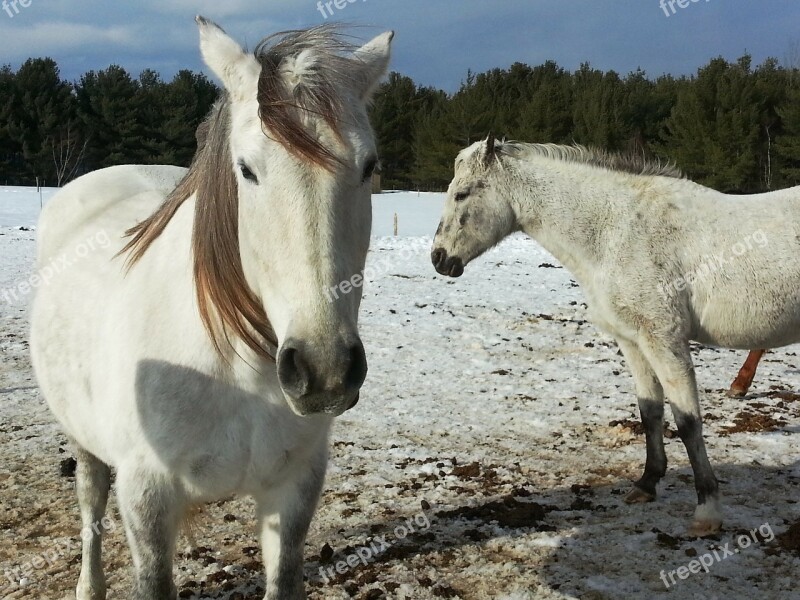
[617, 340, 667, 504]
[116, 465, 184, 600]
[639, 338, 722, 537]
[74, 446, 112, 600]
[727, 349, 766, 398]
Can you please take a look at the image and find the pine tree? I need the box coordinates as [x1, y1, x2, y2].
[0, 64, 22, 183]
[776, 84, 800, 185]
[619, 69, 676, 156]
[515, 61, 573, 143]
[411, 93, 457, 189]
[370, 72, 420, 189]
[76, 65, 145, 170]
[411, 72, 494, 189]
[6, 58, 77, 185]
[137, 69, 169, 163]
[153, 70, 219, 166]
[659, 82, 713, 180]
[754, 57, 789, 190]
[661, 56, 761, 192]
[572, 64, 626, 150]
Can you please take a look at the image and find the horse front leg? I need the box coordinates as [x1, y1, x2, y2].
[616, 339, 667, 504]
[639, 338, 722, 537]
[727, 349, 766, 397]
[116, 464, 184, 600]
[257, 446, 327, 600]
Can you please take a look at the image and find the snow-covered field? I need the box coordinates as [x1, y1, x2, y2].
[0, 185, 798, 599]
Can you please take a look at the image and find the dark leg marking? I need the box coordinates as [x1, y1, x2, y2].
[634, 397, 667, 498]
[673, 408, 719, 508]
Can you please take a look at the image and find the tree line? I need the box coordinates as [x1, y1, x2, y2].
[0, 59, 218, 186]
[2, 53, 800, 193]
[373, 55, 800, 193]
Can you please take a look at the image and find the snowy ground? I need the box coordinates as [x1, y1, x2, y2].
[0, 186, 798, 600]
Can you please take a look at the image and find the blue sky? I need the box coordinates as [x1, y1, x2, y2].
[1, 0, 799, 91]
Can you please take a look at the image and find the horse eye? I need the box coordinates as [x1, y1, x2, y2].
[362, 158, 378, 183]
[238, 161, 258, 184]
[454, 191, 470, 202]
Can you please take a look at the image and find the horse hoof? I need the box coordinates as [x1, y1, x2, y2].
[687, 518, 722, 538]
[726, 386, 746, 398]
[624, 487, 656, 504]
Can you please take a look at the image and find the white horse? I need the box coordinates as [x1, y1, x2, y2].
[431, 137, 800, 537]
[30, 17, 392, 600]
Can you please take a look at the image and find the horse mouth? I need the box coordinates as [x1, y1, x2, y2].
[431, 248, 464, 277]
[284, 393, 359, 417]
[277, 336, 367, 417]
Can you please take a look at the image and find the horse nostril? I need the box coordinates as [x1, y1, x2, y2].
[449, 257, 464, 278]
[431, 248, 446, 269]
[277, 341, 312, 398]
[345, 341, 368, 390]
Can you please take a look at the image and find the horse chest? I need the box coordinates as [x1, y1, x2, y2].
[181, 413, 330, 500]
[582, 287, 640, 341]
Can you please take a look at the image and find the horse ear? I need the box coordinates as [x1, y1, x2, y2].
[196, 15, 258, 97]
[483, 133, 497, 167]
[352, 31, 394, 100]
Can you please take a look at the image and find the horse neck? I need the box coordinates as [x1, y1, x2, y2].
[508, 158, 639, 281]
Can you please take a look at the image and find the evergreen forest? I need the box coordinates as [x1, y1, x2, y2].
[1, 53, 798, 193]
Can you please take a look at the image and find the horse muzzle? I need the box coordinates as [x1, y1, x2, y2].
[431, 248, 464, 278]
[277, 336, 367, 416]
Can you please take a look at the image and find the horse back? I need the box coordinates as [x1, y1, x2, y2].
[36, 165, 187, 266]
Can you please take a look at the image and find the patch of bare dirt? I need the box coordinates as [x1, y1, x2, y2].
[720, 410, 784, 435]
[777, 520, 800, 555]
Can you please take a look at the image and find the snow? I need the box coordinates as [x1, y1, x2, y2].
[372, 191, 444, 237]
[0, 186, 57, 228]
[0, 186, 798, 599]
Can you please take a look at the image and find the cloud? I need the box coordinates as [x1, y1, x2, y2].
[0, 21, 139, 56]
[1, 1, 799, 91]
[143, 0, 298, 19]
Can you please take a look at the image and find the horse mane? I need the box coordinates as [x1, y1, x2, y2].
[120, 25, 362, 363]
[495, 141, 684, 179]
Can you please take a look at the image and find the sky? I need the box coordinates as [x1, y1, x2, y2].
[1, 0, 799, 92]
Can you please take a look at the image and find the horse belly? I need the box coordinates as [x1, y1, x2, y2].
[685, 231, 800, 349]
[690, 293, 800, 349]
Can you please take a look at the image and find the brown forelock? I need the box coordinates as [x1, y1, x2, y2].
[120, 98, 277, 362]
[254, 26, 360, 171]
